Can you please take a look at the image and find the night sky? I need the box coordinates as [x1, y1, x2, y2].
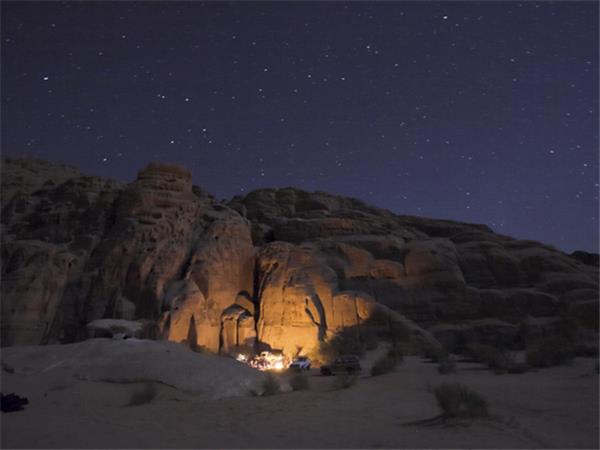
[2, 1, 598, 253]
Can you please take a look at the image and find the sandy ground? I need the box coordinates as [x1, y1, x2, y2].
[1, 342, 598, 449]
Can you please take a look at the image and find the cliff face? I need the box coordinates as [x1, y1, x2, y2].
[2, 158, 598, 355]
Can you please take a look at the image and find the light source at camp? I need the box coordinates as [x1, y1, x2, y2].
[237, 351, 288, 371]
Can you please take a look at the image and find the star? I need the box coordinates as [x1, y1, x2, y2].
[1, 0, 596, 254]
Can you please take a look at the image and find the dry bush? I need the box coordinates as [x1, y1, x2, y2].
[437, 356, 457, 374]
[332, 372, 357, 390]
[434, 382, 488, 418]
[465, 343, 497, 364]
[423, 344, 449, 363]
[261, 372, 281, 396]
[126, 383, 157, 406]
[573, 343, 599, 358]
[371, 349, 402, 376]
[526, 337, 575, 368]
[466, 344, 526, 374]
[289, 372, 310, 391]
[318, 328, 365, 363]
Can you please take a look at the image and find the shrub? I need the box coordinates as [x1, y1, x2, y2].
[371, 349, 402, 376]
[488, 350, 517, 374]
[332, 372, 357, 390]
[465, 344, 525, 374]
[388, 345, 405, 363]
[574, 343, 599, 358]
[437, 356, 457, 374]
[261, 372, 280, 396]
[2, 362, 15, 374]
[423, 344, 449, 363]
[126, 383, 157, 406]
[507, 362, 529, 374]
[434, 382, 488, 418]
[526, 338, 575, 368]
[289, 372, 309, 391]
[465, 343, 497, 364]
[318, 328, 365, 363]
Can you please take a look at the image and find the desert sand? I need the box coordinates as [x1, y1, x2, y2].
[2, 339, 598, 449]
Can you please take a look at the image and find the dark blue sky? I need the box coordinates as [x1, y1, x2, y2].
[2, 1, 598, 252]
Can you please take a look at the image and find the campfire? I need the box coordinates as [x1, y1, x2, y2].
[236, 351, 289, 371]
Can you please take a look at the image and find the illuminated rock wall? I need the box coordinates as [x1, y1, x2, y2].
[2, 158, 598, 355]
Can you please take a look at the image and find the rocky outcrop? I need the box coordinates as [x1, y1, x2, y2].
[1, 158, 123, 345]
[83, 162, 205, 322]
[254, 242, 334, 355]
[2, 158, 598, 357]
[86, 318, 156, 339]
[253, 241, 436, 356]
[1, 240, 84, 345]
[231, 186, 598, 351]
[570, 250, 599, 267]
[1, 159, 256, 353]
[430, 318, 521, 352]
[0, 157, 82, 210]
[180, 218, 255, 352]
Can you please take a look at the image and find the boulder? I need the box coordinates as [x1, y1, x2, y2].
[1, 339, 266, 398]
[403, 239, 465, 288]
[458, 241, 521, 288]
[86, 319, 155, 339]
[318, 241, 374, 279]
[369, 259, 405, 279]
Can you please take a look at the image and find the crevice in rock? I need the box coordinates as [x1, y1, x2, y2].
[251, 260, 262, 351]
[187, 315, 197, 350]
[306, 294, 327, 342]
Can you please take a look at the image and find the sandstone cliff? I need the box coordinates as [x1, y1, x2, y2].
[2, 158, 598, 356]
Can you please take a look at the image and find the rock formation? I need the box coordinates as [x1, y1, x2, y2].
[2, 157, 598, 357]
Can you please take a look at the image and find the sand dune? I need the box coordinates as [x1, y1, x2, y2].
[2, 340, 597, 448]
[2, 338, 265, 398]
